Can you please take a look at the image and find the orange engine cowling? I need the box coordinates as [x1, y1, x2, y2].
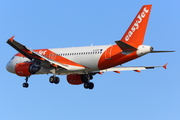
[15, 62, 40, 76]
[67, 74, 84, 85]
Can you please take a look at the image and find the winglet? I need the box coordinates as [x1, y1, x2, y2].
[9, 36, 15, 42]
[163, 63, 168, 69]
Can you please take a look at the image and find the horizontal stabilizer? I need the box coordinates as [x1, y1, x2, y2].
[115, 41, 137, 51]
[115, 41, 137, 54]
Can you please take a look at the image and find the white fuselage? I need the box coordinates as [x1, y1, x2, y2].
[6, 45, 111, 75]
[6, 44, 152, 75]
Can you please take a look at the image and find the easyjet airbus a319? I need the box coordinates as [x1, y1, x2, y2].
[6, 5, 173, 89]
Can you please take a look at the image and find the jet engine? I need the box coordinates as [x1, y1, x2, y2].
[67, 74, 84, 85]
[15, 62, 40, 76]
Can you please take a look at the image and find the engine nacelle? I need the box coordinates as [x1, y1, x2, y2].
[67, 74, 84, 85]
[15, 62, 40, 76]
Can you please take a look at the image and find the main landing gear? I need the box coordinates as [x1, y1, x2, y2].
[84, 82, 94, 90]
[49, 75, 60, 84]
[81, 74, 94, 90]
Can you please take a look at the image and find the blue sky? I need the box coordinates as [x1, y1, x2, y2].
[1, 0, 179, 120]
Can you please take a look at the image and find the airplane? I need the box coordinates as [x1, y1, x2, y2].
[6, 5, 174, 90]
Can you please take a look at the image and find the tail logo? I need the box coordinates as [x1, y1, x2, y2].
[125, 7, 149, 41]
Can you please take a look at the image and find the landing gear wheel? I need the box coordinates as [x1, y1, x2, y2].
[84, 83, 89, 89]
[54, 77, 60, 84]
[88, 82, 94, 89]
[49, 76, 54, 83]
[49, 76, 60, 84]
[83, 82, 94, 89]
[22, 83, 29, 88]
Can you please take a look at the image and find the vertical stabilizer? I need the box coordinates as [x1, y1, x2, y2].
[120, 5, 152, 48]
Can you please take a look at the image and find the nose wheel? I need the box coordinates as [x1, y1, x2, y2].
[22, 83, 29, 88]
[22, 76, 29, 88]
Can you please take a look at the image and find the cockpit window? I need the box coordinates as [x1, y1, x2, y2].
[11, 56, 15, 60]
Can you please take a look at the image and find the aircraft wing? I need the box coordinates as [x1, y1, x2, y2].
[99, 64, 167, 73]
[7, 36, 69, 69]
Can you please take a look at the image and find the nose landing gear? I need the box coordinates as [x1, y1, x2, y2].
[22, 76, 29, 88]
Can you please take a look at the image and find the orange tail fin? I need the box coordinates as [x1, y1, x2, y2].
[120, 5, 152, 48]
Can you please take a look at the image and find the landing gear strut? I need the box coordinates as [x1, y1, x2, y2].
[82, 74, 94, 90]
[22, 76, 29, 88]
[49, 75, 60, 84]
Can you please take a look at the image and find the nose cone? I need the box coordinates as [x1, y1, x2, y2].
[6, 60, 15, 73]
